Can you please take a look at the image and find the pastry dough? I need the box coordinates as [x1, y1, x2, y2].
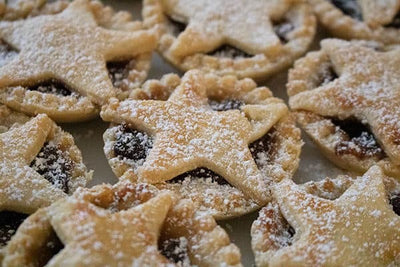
[251, 166, 400, 266]
[309, 0, 400, 44]
[288, 39, 400, 178]
[0, 0, 157, 122]
[3, 182, 242, 266]
[102, 70, 302, 219]
[143, 0, 316, 80]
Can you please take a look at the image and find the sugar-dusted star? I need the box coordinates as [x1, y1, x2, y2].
[289, 39, 400, 166]
[101, 70, 288, 205]
[0, 114, 66, 214]
[269, 166, 400, 266]
[358, 0, 400, 28]
[47, 190, 174, 266]
[0, 0, 157, 105]
[161, 0, 296, 57]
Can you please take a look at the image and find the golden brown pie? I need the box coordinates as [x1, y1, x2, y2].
[143, 0, 316, 80]
[251, 165, 400, 266]
[0, 0, 157, 122]
[288, 39, 400, 178]
[0, 105, 92, 256]
[2, 182, 242, 266]
[310, 0, 400, 44]
[101, 70, 302, 219]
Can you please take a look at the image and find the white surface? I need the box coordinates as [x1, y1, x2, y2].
[60, 1, 346, 265]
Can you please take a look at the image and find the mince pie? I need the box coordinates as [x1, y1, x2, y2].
[2, 182, 242, 266]
[0, 105, 92, 255]
[101, 70, 302, 219]
[288, 39, 400, 178]
[251, 165, 400, 266]
[309, 0, 400, 44]
[142, 0, 316, 80]
[0, 0, 157, 122]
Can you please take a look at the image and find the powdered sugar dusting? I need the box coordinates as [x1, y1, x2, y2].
[255, 166, 400, 266]
[101, 71, 299, 218]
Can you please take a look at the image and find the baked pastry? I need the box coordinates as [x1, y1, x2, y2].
[0, 0, 157, 122]
[309, 0, 400, 44]
[0, 105, 92, 254]
[0, 0, 70, 20]
[2, 182, 242, 266]
[251, 165, 400, 266]
[288, 39, 400, 178]
[142, 0, 316, 80]
[101, 70, 302, 219]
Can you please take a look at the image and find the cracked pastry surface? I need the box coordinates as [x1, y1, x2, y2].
[2, 182, 242, 266]
[0, 0, 157, 122]
[0, 105, 92, 256]
[251, 165, 400, 267]
[309, 0, 400, 44]
[142, 0, 316, 80]
[288, 39, 400, 178]
[101, 70, 302, 219]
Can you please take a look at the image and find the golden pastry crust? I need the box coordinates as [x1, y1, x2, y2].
[102, 70, 302, 219]
[0, 0, 48, 20]
[0, 106, 92, 215]
[0, 0, 156, 122]
[288, 39, 400, 178]
[143, 0, 316, 80]
[2, 182, 242, 266]
[251, 166, 400, 267]
[309, 0, 400, 44]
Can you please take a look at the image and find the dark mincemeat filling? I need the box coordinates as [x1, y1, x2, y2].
[208, 98, 244, 111]
[0, 211, 28, 247]
[107, 60, 133, 89]
[30, 143, 73, 194]
[113, 124, 153, 161]
[331, 118, 385, 159]
[283, 224, 295, 247]
[330, 0, 362, 21]
[390, 193, 400, 216]
[249, 129, 275, 169]
[330, 0, 400, 28]
[169, 167, 229, 185]
[207, 44, 252, 58]
[166, 16, 187, 37]
[27, 79, 73, 97]
[160, 237, 190, 265]
[317, 65, 338, 87]
[38, 232, 65, 266]
[385, 12, 400, 28]
[273, 19, 295, 44]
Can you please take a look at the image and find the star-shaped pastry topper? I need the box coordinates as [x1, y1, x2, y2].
[0, 0, 157, 105]
[289, 39, 400, 166]
[161, 0, 295, 58]
[270, 166, 400, 266]
[0, 114, 65, 214]
[357, 0, 400, 28]
[101, 70, 288, 205]
[47, 190, 173, 266]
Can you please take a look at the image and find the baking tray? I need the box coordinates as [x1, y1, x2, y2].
[61, 1, 347, 265]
